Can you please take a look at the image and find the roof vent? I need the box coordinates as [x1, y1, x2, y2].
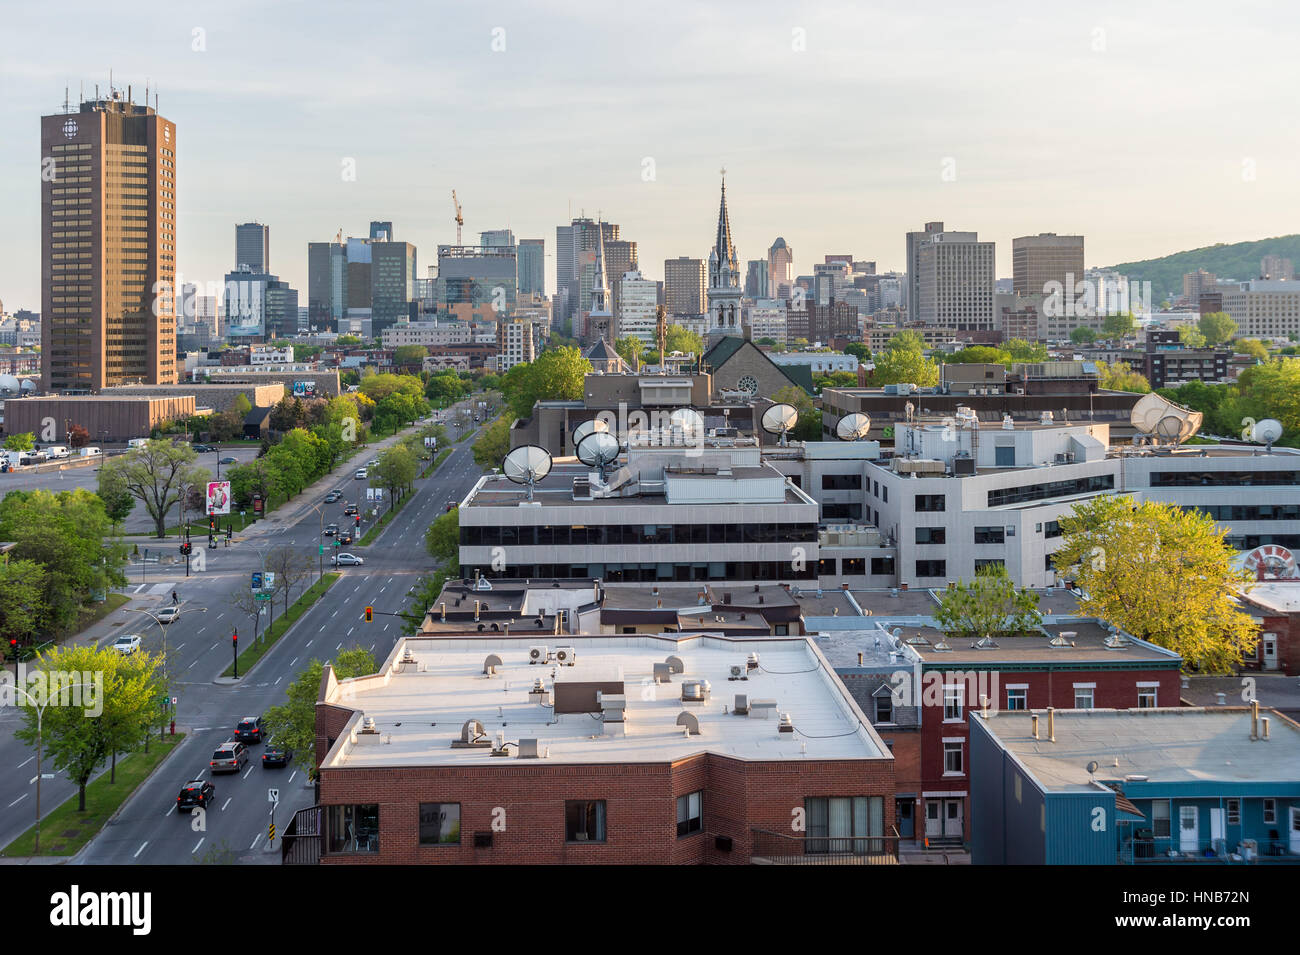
[972, 636, 999, 650]
[1103, 633, 1130, 649]
[517, 738, 543, 758]
[777, 712, 795, 734]
[665, 655, 685, 674]
[453, 719, 491, 748]
[676, 711, 702, 735]
[482, 653, 503, 675]
[653, 662, 672, 684]
[747, 652, 760, 671]
[681, 680, 711, 703]
[733, 693, 749, 715]
[360, 716, 378, 734]
[1048, 631, 1076, 648]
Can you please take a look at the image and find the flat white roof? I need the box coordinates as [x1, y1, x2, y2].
[321, 634, 889, 769]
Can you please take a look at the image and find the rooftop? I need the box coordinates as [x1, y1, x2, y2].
[1180, 675, 1300, 715]
[319, 634, 889, 769]
[976, 707, 1300, 791]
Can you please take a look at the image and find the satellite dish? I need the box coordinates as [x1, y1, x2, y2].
[502, 445, 552, 500]
[836, 412, 872, 441]
[19, 379, 36, 393]
[0, 374, 18, 395]
[669, 408, 704, 435]
[576, 431, 620, 478]
[1128, 393, 1202, 445]
[572, 418, 608, 448]
[1086, 760, 1099, 775]
[1253, 418, 1283, 450]
[761, 403, 799, 446]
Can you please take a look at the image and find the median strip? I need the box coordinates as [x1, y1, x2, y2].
[221, 573, 340, 678]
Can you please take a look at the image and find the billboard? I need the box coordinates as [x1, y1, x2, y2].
[206, 481, 232, 515]
[292, 380, 317, 398]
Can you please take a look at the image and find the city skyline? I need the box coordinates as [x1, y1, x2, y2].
[4, 2, 1300, 309]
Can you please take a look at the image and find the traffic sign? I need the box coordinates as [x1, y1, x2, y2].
[251, 571, 263, 590]
[268, 788, 279, 804]
[171, 696, 178, 705]
[255, 592, 272, 601]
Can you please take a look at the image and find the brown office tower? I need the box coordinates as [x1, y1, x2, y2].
[41, 89, 177, 392]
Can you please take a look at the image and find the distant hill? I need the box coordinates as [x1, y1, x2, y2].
[1102, 235, 1300, 303]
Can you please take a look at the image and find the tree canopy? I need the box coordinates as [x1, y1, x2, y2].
[500, 346, 592, 418]
[262, 649, 377, 777]
[98, 440, 210, 538]
[933, 564, 1042, 639]
[871, 331, 939, 387]
[1198, 311, 1238, 347]
[1098, 360, 1152, 393]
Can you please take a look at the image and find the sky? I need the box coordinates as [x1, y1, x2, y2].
[3, 0, 1300, 311]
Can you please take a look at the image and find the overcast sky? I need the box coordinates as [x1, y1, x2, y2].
[3, 0, 1299, 310]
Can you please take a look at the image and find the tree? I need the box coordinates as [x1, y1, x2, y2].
[336, 334, 362, 346]
[472, 416, 512, 469]
[99, 650, 166, 783]
[98, 440, 210, 538]
[1102, 311, 1136, 339]
[1098, 361, 1151, 393]
[1198, 311, 1237, 347]
[1236, 338, 1269, 361]
[769, 386, 821, 440]
[1004, 339, 1049, 362]
[1053, 495, 1257, 673]
[425, 371, 468, 404]
[68, 424, 90, 448]
[1069, 326, 1098, 345]
[0, 560, 49, 654]
[501, 346, 592, 418]
[4, 432, 34, 452]
[933, 564, 1042, 640]
[358, 372, 423, 404]
[262, 649, 377, 777]
[394, 344, 428, 366]
[614, 337, 642, 370]
[872, 332, 940, 387]
[947, 346, 1012, 365]
[1178, 325, 1207, 349]
[96, 466, 136, 527]
[266, 545, 313, 617]
[232, 392, 253, 417]
[844, 342, 872, 362]
[372, 444, 418, 514]
[424, 508, 460, 568]
[226, 457, 279, 509]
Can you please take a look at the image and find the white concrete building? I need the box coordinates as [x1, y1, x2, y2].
[746, 299, 787, 345]
[771, 352, 859, 374]
[615, 269, 659, 345]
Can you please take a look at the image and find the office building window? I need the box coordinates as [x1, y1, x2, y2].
[974, 526, 1005, 544]
[565, 800, 606, 843]
[916, 527, 946, 545]
[916, 559, 946, 578]
[915, 494, 946, 512]
[676, 792, 702, 837]
[871, 557, 895, 575]
[418, 803, 461, 845]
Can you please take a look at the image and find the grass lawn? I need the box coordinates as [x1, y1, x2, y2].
[222, 573, 339, 678]
[73, 591, 130, 633]
[0, 733, 186, 857]
[418, 448, 453, 481]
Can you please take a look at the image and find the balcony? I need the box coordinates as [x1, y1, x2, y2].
[750, 828, 900, 865]
[1120, 832, 1299, 864]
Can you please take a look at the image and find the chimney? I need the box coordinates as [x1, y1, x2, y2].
[1031, 714, 1039, 739]
[900, 582, 909, 592]
[1262, 717, 1270, 740]
[439, 602, 446, 622]
[857, 652, 863, 665]
[841, 582, 849, 591]
[1047, 706, 1055, 743]
[474, 600, 481, 622]
[980, 694, 989, 718]
[1251, 699, 1260, 740]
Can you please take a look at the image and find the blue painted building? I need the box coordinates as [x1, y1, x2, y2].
[970, 705, 1300, 864]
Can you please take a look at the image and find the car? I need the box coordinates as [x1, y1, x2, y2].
[338, 532, 354, 545]
[113, 634, 142, 655]
[445, 501, 457, 512]
[192, 444, 213, 454]
[354, 468, 368, 480]
[209, 741, 249, 774]
[323, 491, 340, 504]
[366, 458, 379, 468]
[219, 456, 238, 465]
[234, 716, 265, 744]
[155, 605, 180, 625]
[261, 742, 294, 768]
[332, 553, 364, 566]
[343, 503, 358, 516]
[176, 779, 215, 812]
[324, 523, 339, 536]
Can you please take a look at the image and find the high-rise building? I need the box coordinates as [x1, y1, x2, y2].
[555, 217, 618, 328]
[905, 221, 945, 323]
[706, 175, 742, 336]
[516, 238, 545, 297]
[369, 221, 394, 241]
[480, 229, 515, 248]
[371, 242, 417, 334]
[615, 269, 659, 345]
[307, 239, 348, 330]
[747, 299, 787, 345]
[1012, 233, 1084, 298]
[768, 237, 793, 299]
[916, 228, 996, 331]
[1262, 255, 1294, 281]
[496, 315, 535, 373]
[235, 222, 270, 273]
[222, 266, 299, 340]
[1183, 269, 1217, 304]
[664, 256, 706, 318]
[436, 245, 517, 310]
[41, 89, 177, 391]
[744, 259, 769, 299]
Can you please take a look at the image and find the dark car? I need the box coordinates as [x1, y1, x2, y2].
[192, 444, 214, 454]
[343, 503, 358, 516]
[324, 523, 339, 536]
[219, 456, 238, 465]
[234, 716, 264, 744]
[176, 779, 215, 812]
[261, 743, 294, 768]
[210, 741, 248, 774]
[338, 532, 354, 545]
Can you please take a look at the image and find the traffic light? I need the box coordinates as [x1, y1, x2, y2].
[209, 516, 216, 532]
[355, 515, 361, 526]
[364, 606, 374, 622]
[232, 632, 238, 648]
[225, 524, 233, 539]
[179, 543, 187, 555]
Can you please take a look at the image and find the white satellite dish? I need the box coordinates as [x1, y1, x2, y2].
[1129, 392, 1202, 445]
[0, 374, 18, 395]
[502, 445, 553, 500]
[1253, 418, 1283, 451]
[761, 403, 799, 446]
[835, 412, 871, 441]
[572, 418, 608, 448]
[669, 408, 704, 434]
[576, 431, 620, 478]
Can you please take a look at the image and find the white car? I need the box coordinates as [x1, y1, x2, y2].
[332, 553, 364, 566]
[354, 468, 368, 480]
[155, 606, 180, 625]
[113, 634, 142, 655]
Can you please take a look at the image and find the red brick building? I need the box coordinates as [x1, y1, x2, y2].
[302, 634, 897, 865]
[1237, 582, 1300, 675]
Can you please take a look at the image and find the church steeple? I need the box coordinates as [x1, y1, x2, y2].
[713, 169, 738, 283]
[590, 218, 611, 316]
[707, 169, 743, 338]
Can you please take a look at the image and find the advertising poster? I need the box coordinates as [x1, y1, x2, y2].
[206, 481, 232, 515]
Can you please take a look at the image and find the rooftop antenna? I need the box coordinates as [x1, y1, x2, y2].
[835, 412, 872, 441]
[577, 431, 620, 480]
[502, 445, 553, 501]
[1253, 418, 1283, 453]
[572, 418, 608, 449]
[761, 402, 799, 447]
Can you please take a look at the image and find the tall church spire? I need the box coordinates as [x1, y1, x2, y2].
[706, 169, 743, 338]
[714, 169, 737, 279]
[590, 218, 610, 315]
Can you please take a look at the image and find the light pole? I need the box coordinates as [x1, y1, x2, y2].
[121, 604, 206, 726]
[309, 504, 326, 584]
[11, 681, 97, 855]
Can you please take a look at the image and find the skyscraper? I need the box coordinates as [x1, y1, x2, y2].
[236, 222, 270, 272]
[1012, 233, 1084, 298]
[916, 229, 996, 331]
[369, 221, 394, 241]
[480, 229, 515, 248]
[517, 238, 545, 297]
[768, 237, 793, 298]
[556, 217, 618, 329]
[616, 269, 659, 344]
[41, 88, 177, 391]
[371, 241, 417, 334]
[744, 260, 769, 299]
[905, 221, 945, 322]
[664, 256, 706, 318]
[706, 174, 742, 336]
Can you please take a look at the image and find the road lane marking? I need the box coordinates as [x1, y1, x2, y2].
[318, 623, 327, 633]
[289, 657, 298, 667]
[221, 798, 232, 811]
[250, 832, 262, 850]
[243, 765, 254, 779]
[347, 627, 354, 637]
[305, 640, 312, 648]
[369, 643, 375, 652]
[8, 794, 27, 808]
[134, 841, 148, 858]
[336, 642, 342, 650]
[289, 771, 297, 784]
[17, 756, 33, 770]
[193, 837, 205, 854]
[166, 804, 175, 817]
[274, 677, 281, 685]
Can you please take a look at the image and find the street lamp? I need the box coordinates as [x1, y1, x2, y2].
[308, 503, 327, 584]
[10, 680, 97, 855]
[122, 604, 207, 714]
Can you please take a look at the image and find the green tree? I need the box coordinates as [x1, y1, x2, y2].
[401, 571, 455, 635]
[358, 372, 423, 404]
[770, 386, 821, 440]
[872, 332, 939, 387]
[1198, 311, 1237, 347]
[1098, 361, 1151, 393]
[394, 344, 428, 366]
[844, 342, 872, 362]
[614, 337, 642, 370]
[1102, 311, 1136, 339]
[262, 649, 377, 777]
[4, 432, 35, 452]
[0, 559, 49, 655]
[1004, 339, 1049, 362]
[424, 508, 460, 568]
[100, 650, 166, 783]
[232, 392, 253, 417]
[473, 416, 512, 469]
[425, 371, 468, 404]
[336, 334, 362, 346]
[1069, 326, 1098, 345]
[501, 346, 592, 418]
[98, 440, 210, 538]
[372, 444, 418, 514]
[226, 457, 279, 509]
[947, 346, 1012, 365]
[1236, 338, 1269, 361]
[1178, 325, 1207, 348]
[96, 465, 136, 527]
[933, 564, 1042, 640]
[1053, 495, 1257, 673]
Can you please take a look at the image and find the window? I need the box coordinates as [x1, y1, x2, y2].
[974, 558, 1005, 572]
[995, 445, 1015, 467]
[418, 803, 461, 845]
[871, 557, 895, 575]
[1152, 800, 1170, 838]
[842, 557, 865, 575]
[1006, 687, 1027, 711]
[943, 741, 964, 775]
[915, 559, 946, 578]
[974, 526, 1005, 544]
[875, 693, 893, 724]
[1137, 685, 1158, 708]
[1264, 799, 1277, 824]
[676, 792, 702, 837]
[1074, 686, 1094, 709]
[915, 527, 946, 545]
[1227, 798, 1240, 826]
[1044, 520, 1063, 539]
[821, 474, 862, 490]
[565, 800, 606, 843]
[943, 684, 964, 721]
[805, 796, 884, 854]
[915, 494, 946, 512]
[328, 804, 380, 854]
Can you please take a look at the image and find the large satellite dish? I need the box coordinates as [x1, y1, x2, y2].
[0, 374, 18, 396]
[761, 403, 799, 446]
[1253, 418, 1284, 451]
[502, 445, 553, 500]
[836, 412, 871, 441]
[572, 418, 608, 448]
[1128, 393, 1202, 445]
[669, 408, 704, 434]
[576, 431, 620, 478]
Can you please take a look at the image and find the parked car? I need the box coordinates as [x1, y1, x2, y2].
[219, 456, 238, 465]
[209, 741, 249, 774]
[354, 468, 368, 480]
[324, 523, 339, 536]
[332, 553, 364, 566]
[113, 634, 142, 655]
[261, 742, 294, 768]
[155, 605, 180, 625]
[176, 779, 215, 812]
[192, 444, 213, 454]
[445, 500, 457, 512]
[234, 716, 265, 744]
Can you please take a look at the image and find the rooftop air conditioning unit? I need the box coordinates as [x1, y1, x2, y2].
[554, 646, 577, 666]
[528, 645, 549, 664]
[777, 712, 794, 734]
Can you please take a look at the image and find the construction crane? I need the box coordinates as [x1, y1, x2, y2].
[451, 190, 463, 246]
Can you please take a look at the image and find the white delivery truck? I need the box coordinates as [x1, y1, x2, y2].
[127, 438, 149, 449]
[44, 446, 70, 459]
[80, 446, 102, 457]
